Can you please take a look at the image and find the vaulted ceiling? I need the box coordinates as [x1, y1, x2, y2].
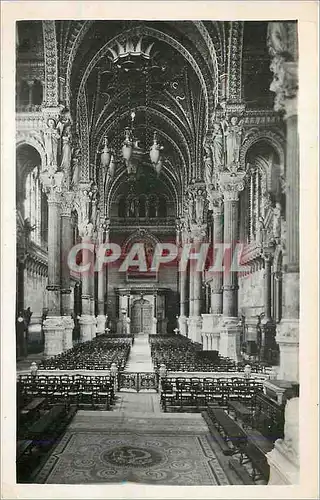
[17, 20, 275, 211]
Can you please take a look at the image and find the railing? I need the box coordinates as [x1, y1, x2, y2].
[252, 393, 285, 442]
[117, 372, 159, 392]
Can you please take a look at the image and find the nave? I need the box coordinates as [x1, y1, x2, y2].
[15, 19, 300, 487]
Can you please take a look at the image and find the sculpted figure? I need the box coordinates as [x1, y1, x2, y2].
[187, 192, 194, 223]
[273, 202, 282, 239]
[203, 150, 213, 187]
[195, 189, 205, 224]
[222, 116, 244, 167]
[211, 122, 224, 169]
[60, 122, 72, 172]
[43, 118, 61, 172]
[267, 22, 288, 56]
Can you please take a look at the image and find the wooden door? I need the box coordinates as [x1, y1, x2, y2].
[131, 298, 152, 334]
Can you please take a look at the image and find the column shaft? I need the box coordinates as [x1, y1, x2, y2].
[60, 213, 72, 316]
[286, 114, 299, 274]
[222, 199, 238, 318]
[189, 262, 195, 316]
[264, 257, 272, 320]
[211, 206, 223, 314]
[47, 195, 61, 314]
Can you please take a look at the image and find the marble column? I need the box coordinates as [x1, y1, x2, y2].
[276, 105, 299, 382]
[60, 191, 74, 351]
[261, 250, 277, 361]
[219, 173, 245, 361]
[79, 237, 94, 343]
[77, 186, 95, 343]
[268, 22, 299, 383]
[187, 227, 205, 344]
[42, 187, 64, 357]
[202, 194, 224, 350]
[96, 220, 109, 334]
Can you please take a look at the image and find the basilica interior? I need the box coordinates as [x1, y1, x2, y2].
[15, 20, 299, 486]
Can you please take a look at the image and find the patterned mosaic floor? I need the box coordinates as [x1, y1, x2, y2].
[33, 411, 231, 485]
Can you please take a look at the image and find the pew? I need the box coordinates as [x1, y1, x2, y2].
[16, 439, 34, 462]
[25, 405, 66, 443]
[239, 442, 270, 482]
[207, 405, 247, 454]
[227, 400, 253, 428]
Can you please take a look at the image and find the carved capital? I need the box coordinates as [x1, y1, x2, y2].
[190, 223, 207, 242]
[60, 191, 74, 217]
[40, 171, 64, 203]
[219, 172, 246, 201]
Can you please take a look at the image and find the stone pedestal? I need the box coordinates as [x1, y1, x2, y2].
[178, 315, 187, 337]
[267, 440, 299, 484]
[267, 397, 299, 485]
[276, 318, 299, 382]
[79, 314, 94, 343]
[201, 314, 221, 350]
[62, 316, 74, 351]
[96, 314, 107, 335]
[187, 316, 202, 344]
[152, 317, 157, 335]
[43, 316, 64, 357]
[91, 316, 97, 339]
[219, 318, 241, 361]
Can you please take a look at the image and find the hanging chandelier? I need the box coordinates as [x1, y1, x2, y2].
[100, 112, 164, 178]
[100, 36, 165, 178]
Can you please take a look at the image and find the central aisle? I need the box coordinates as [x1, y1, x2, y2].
[34, 410, 235, 485]
[125, 333, 154, 373]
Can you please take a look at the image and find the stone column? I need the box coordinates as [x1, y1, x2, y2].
[218, 173, 245, 361]
[276, 102, 299, 382]
[96, 218, 110, 335]
[60, 191, 74, 351]
[210, 202, 224, 314]
[42, 184, 64, 357]
[77, 186, 95, 343]
[261, 249, 277, 361]
[268, 21, 299, 382]
[187, 225, 206, 344]
[202, 191, 224, 350]
[90, 232, 97, 339]
[178, 222, 189, 337]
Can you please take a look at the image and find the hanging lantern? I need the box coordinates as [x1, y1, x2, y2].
[122, 127, 133, 164]
[100, 136, 111, 170]
[108, 154, 116, 179]
[149, 131, 161, 165]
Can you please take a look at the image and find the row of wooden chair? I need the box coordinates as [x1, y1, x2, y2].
[38, 336, 131, 371]
[17, 374, 116, 410]
[160, 377, 263, 412]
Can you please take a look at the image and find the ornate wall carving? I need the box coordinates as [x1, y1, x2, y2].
[227, 21, 244, 102]
[42, 21, 59, 106]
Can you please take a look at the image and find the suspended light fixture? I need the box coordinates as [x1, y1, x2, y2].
[108, 154, 116, 179]
[100, 136, 111, 170]
[104, 36, 166, 177]
[150, 131, 164, 175]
